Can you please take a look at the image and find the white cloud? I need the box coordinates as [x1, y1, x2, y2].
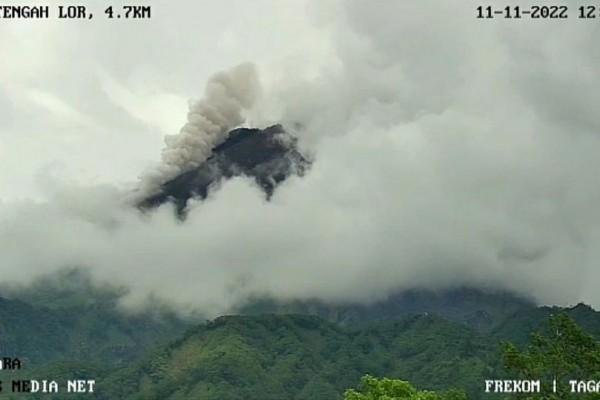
[1, 0, 600, 315]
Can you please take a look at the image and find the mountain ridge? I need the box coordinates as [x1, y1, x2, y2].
[139, 125, 309, 213]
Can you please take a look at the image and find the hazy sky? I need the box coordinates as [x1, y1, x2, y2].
[0, 0, 333, 199]
[2, 0, 600, 315]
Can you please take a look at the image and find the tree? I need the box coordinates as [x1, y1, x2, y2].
[502, 313, 600, 399]
[343, 375, 467, 400]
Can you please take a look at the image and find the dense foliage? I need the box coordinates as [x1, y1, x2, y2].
[91, 314, 499, 399]
[344, 375, 467, 400]
[238, 288, 532, 331]
[502, 313, 600, 399]
[2, 282, 600, 400]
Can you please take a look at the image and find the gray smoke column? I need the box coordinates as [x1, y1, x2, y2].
[137, 63, 260, 198]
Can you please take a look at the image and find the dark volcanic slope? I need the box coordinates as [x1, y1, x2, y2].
[140, 125, 308, 212]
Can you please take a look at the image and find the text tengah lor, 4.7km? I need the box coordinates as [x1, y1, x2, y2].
[0, 5, 152, 20]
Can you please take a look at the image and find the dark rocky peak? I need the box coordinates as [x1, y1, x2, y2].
[139, 125, 309, 214]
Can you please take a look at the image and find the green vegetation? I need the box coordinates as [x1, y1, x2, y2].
[0, 294, 188, 367]
[341, 313, 600, 400]
[502, 313, 600, 399]
[93, 314, 497, 399]
[93, 306, 600, 399]
[0, 270, 191, 372]
[238, 288, 533, 331]
[2, 280, 600, 400]
[344, 375, 467, 400]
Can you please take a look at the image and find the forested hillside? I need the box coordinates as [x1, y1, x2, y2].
[94, 314, 497, 399]
[2, 285, 599, 400]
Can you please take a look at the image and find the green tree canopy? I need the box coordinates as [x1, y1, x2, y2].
[502, 313, 600, 399]
[343, 375, 467, 400]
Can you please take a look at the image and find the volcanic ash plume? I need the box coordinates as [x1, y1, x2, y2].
[137, 63, 260, 198]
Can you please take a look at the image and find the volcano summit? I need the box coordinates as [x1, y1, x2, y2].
[139, 125, 309, 213]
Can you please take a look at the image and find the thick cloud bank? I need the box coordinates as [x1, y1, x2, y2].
[2, 1, 600, 315]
